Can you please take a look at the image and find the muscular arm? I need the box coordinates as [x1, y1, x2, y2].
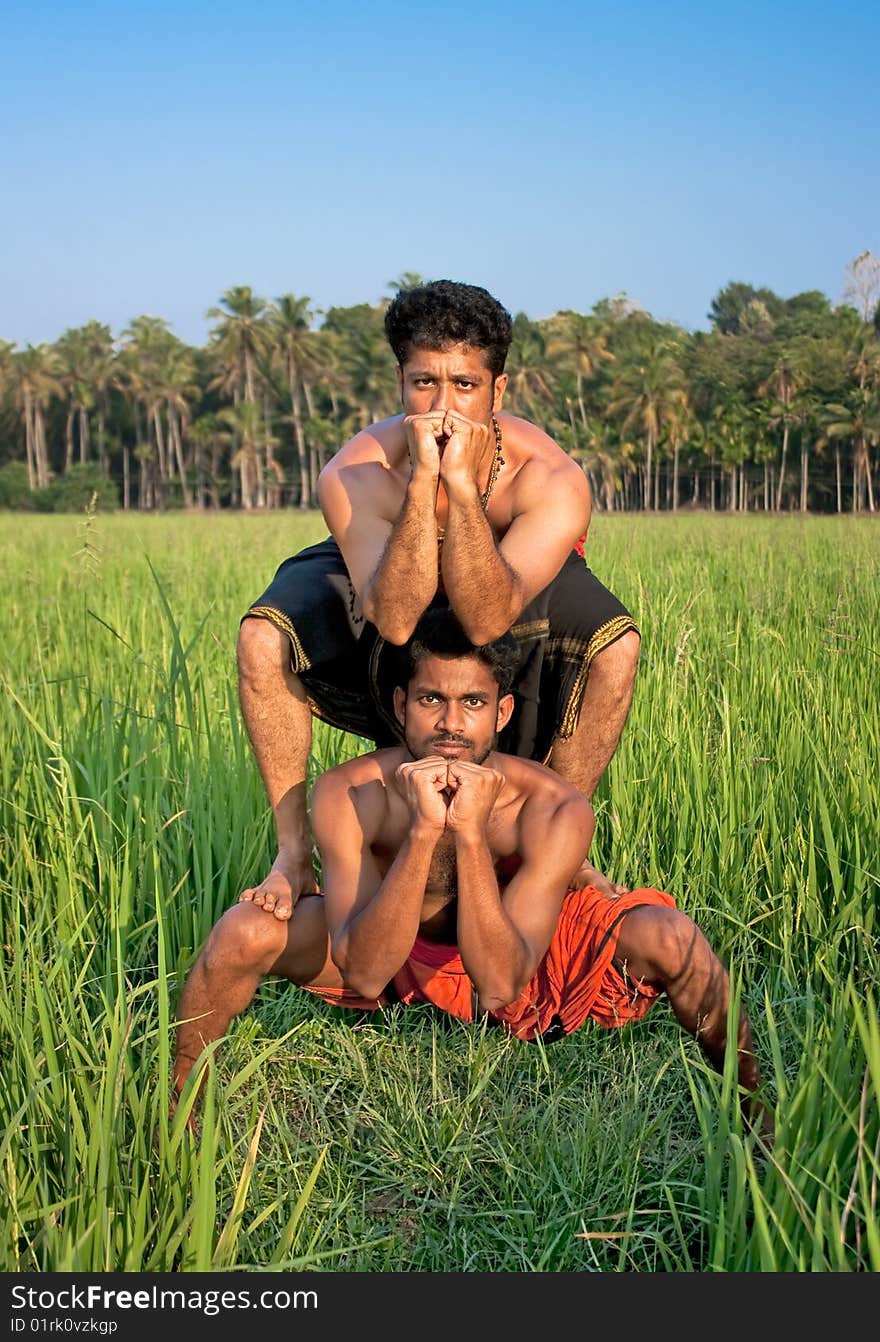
[318, 424, 444, 645]
[311, 767, 443, 999]
[442, 462, 590, 646]
[455, 794, 594, 1010]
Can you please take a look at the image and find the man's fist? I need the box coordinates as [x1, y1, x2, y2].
[445, 760, 504, 834]
[395, 757, 450, 832]
[437, 412, 492, 490]
[402, 413, 447, 477]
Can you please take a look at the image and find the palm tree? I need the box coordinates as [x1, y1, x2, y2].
[12, 345, 62, 489]
[758, 345, 808, 510]
[81, 321, 115, 476]
[546, 312, 614, 428]
[822, 391, 880, 512]
[121, 317, 176, 507]
[607, 339, 687, 510]
[505, 320, 554, 420]
[663, 401, 698, 511]
[218, 402, 264, 510]
[207, 287, 272, 508]
[269, 294, 319, 508]
[187, 414, 231, 509]
[159, 342, 198, 508]
[55, 327, 94, 470]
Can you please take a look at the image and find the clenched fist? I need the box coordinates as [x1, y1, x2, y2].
[402, 412, 448, 478]
[444, 760, 504, 835]
[436, 412, 492, 492]
[395, 756, 451, 833]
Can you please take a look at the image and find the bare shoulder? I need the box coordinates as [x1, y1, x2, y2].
[317, 418, 407, 520]
[318, 415, 405, 479]
[495, 753, 593, 833]
[311, 748, 405, 838]
[497, 414, 589, 503]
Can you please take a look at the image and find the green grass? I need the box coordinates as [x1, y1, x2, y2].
[1, 510, 878, 1271]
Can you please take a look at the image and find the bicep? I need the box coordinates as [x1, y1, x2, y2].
[498, 481, 589, 610]
[311, 781, 383, 941]
[318, 468, 393, 598]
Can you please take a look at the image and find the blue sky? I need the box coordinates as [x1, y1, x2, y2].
[2, 0, 877, 345]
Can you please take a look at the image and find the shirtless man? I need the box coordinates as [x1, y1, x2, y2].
[175, 609, 768, 1136]
[238, 280, 641, 920]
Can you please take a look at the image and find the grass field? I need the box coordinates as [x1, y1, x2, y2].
[1, 510, 878, 1272]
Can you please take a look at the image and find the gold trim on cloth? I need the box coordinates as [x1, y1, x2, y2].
[558, 616, 638, 739]
[246, 605, 312, 674]
[510, 618, 550, 640]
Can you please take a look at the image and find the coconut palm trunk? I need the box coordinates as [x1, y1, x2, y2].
[168, 403, 193, 508]
[34, 405, 51, 488]
[775, 420, 790, 511]
[800, 443, 809, 512]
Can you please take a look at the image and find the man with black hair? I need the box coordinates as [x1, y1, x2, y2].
[174, 608, 769, 1139]
[238, 279, 641, 922]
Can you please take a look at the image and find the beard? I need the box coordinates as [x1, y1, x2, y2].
[407, 731, 497, 766]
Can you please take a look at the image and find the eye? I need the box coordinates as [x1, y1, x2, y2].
[464, 697, 485, 708]
[419, 694, 440, 705]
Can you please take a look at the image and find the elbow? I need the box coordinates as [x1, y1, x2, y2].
[460, 580, 525, 646]
[461, 608, 521, 648]
[331, 942, 386, 1000]
[472, 974, 522, 1012]
[345, 969, 388, 1000]
[361, 591, 416, 645]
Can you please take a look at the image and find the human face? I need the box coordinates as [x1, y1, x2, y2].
[393, 653, 514, 765]
[397, 343, 508, 427]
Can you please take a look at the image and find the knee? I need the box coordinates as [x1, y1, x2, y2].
[592, 630, 640, 694]
[648, 908, 706, 982]
[204, 902, 288, 976]
[620, 905, 700, 984]
[238, 616, 289, 686]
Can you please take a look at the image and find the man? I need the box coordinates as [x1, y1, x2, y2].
[238, 280, 641, 920]
[175, 609, 769, 1137]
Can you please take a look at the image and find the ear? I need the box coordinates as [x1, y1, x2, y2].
[393, 685, 406, 726]
[395, 364, 404, 401]
[495, 692, 514, 733]
[492, 373, 508, 413]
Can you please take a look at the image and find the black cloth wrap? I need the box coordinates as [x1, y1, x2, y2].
[244, 537, 638, 763]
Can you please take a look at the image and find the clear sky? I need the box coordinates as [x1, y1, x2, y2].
[2, 0, 877, 345]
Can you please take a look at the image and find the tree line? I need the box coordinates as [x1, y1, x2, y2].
[1, 255, 879, 514]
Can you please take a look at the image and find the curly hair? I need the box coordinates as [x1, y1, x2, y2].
[402, 604, 520, 698]
[384, 280, 513, 379]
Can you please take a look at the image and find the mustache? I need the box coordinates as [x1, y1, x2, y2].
[431, 735, 473, 749]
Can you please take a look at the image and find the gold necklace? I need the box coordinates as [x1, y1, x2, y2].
[480, 415, 506, 510]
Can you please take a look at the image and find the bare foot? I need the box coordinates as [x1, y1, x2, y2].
[569, 859, 629, 897]
[238, 847, 317, 921]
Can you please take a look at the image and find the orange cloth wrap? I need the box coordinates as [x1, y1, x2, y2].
[301, 884, 676, 1041]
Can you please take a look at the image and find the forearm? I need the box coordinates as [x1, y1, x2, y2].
[441, 480, 523, 644]
[332, 828, 439, 996]
[362, 471, 439, 643]
[454, 831, 531, 1009]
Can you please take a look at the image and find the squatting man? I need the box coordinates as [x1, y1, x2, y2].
[175, 609, 771, 1138]
[237, 279, 641, 919]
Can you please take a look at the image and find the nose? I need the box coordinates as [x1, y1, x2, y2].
[436, 699, 464, 733]
[429, 380, 451, 413]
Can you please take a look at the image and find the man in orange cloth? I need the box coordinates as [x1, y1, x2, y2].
[174, 609, 769, 1133]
